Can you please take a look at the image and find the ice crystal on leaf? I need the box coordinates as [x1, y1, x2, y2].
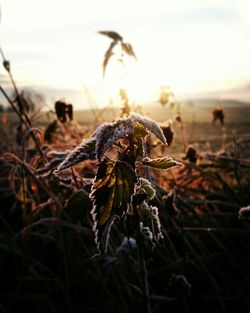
[94, 113, 167, 161]
[94, 118, 134, 161]
[55, 138, 96, 173]
[142, 156, 182, 170]
[129, 113, 167, 146]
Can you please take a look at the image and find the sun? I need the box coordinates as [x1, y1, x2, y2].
[102, 56, 158, 105]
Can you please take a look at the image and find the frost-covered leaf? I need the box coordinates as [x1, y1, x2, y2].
[55, 138, 96, 172]
[37, 150, 71, 175]
[149, 206, 164, 241]
[133, 123, 148, 157]
[90, 158, 136, 253]
[135, 178, 155, 201]
[142, 156, 182, 170]
[94, 113, 166, 161]
[94, 119, 134, 161]
[130, 113, 167, 146]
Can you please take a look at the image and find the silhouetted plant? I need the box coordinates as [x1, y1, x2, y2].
[212, 107, 225, 126]
[183, 145, 197, 164]
[50, 113, 181, 254]
[161, 123, 174, 146]
[98, 30, 136, 77]
[119, 88, 131, 117]
[158, 85, 175, 107]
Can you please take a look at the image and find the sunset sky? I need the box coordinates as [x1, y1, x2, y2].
[1, 0, 250, 108]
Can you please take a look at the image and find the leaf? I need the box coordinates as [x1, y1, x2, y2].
[121, 42, 137, 59]
[37, 152, 70, 175]
[132, 193, 147, 207]
[142, 156, 182, 170]
[102, 41, 117, 77]
[94, 113, 166, 161]
[130, 113, 167, 146]
[55, 138, 96, 172]
[90, 159, 136, 253]
[44, 120, 59, 143]
[136, 178, 155, 201]
[94, 119, 134, 161]
[98, 30, 123, 42]
[161, 125, 174, 146]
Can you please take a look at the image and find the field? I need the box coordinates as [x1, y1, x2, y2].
[0, 102, 250, 313]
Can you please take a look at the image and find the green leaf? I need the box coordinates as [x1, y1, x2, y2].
[90, 158, 136, 253]
[136, 178, 156, 201]
[142, 156, 182, 170]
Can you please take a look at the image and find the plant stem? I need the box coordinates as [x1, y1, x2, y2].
[180, 118, 187, 153]
[0, 85, 46, 163]
[137, 232, 151, 313]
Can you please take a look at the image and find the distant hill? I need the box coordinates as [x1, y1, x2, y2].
[181, 98, 248, 108]
[72, 101, 250, 125]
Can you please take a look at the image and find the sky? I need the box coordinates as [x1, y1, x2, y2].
[1, 0, 250, 109]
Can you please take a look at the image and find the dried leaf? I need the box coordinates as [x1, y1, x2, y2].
[161, 125, 174, 146]
[44, 120, 59, 143]
[90, 159, 136, 253]
[98, 30, 123, 41]
[142, 156, 182, 170]
[102, 41, 117, 77]
[121, 42, 136, 59]
[3, 60, 10, 72]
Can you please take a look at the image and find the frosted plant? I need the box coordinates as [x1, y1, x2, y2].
[48, 113, 182, 254]
[116, 236, 137, 255]
[149, 206, 164, 241]
[238, 205, 250, 219]
[56, 137, 96, 172]
[140, 222, 154, 243]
